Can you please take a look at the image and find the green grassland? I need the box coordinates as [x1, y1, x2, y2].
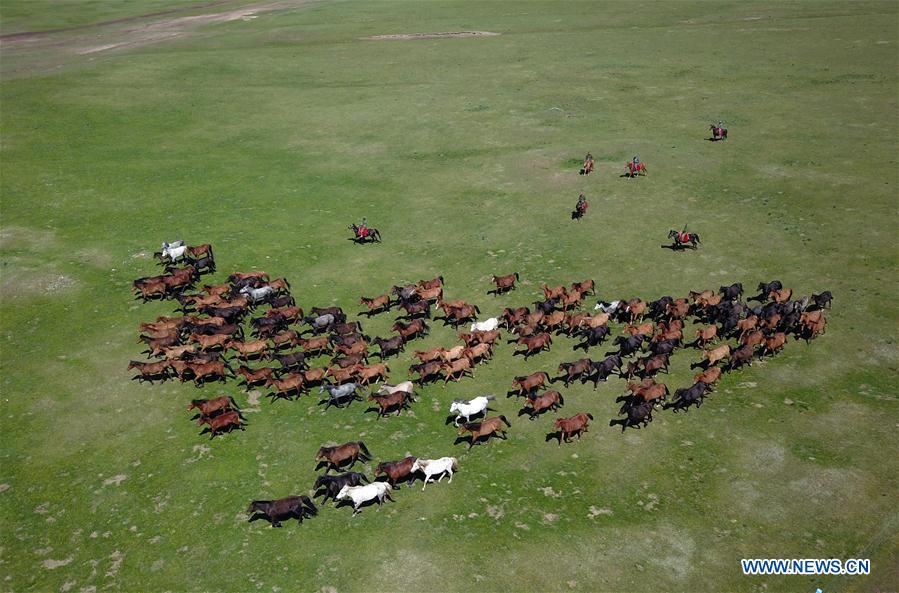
[1, 1, 897, 592]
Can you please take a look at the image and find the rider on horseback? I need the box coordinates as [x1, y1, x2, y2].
[358, 217, 369, 239]
[576, 193, 588, 215]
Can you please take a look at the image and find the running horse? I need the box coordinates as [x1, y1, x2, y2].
[709, 123, 728, 141]
[625, 160, 647, 177]
[349, 223, 381, 244]
[668, 229, 701, 250]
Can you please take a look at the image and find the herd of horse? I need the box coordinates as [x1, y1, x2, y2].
[130, 240, 831, 526]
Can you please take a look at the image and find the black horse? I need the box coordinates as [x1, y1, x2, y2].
[313, 472, 369, 503]
[349, 224, 381, 244]
[609, 400, 654, 432]
[247, 495, 317, 527]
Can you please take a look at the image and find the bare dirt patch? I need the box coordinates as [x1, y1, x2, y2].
[362, 31, 500, 41]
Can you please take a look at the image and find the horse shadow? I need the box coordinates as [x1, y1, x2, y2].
[544, 430, 565, 445]
[517, 407, 549, 421]
[661, 244, 694, 251]
[453, 433, 504, 448]
[334, 496, 391, 515]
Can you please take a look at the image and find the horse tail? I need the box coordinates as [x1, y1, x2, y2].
[695, 234, 702, 244]
[514, 272, 520, 281]
[540, 371, 550, 382]
[451, 458, 459, 471]
[558, 393, 565, 406]
[587, 413, 594, 421]
[475, 305, 481, 314]
[357, 441, 372, 459]
[500, 415, 511, 427]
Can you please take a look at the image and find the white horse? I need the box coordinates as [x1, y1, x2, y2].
[449, 395, 494, 426]
[336, 482, 393, 515]
[161, 240, 184, 249]
[594, 300, 622, 314]
[411, 457, 459, 491]
[377, 381, 414, 396]
[240, 285, 274, 303]
[470, 317, 500, 332]
[160, 241, 188, 263]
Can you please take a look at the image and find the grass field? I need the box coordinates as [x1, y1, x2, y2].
[1, 1, 897, 592]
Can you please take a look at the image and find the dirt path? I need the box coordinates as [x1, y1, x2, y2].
[0, 0, 311, 77]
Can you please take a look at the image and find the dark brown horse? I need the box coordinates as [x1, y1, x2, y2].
[315, 441, 372, 473]
[375, 457, 418, 486]
[368, 390, 413, 418]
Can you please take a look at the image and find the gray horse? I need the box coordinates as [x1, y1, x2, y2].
[319, 382, 363, 409]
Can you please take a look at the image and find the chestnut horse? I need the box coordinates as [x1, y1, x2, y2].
[514, 332, 552, 359]
[510, 371, 550, 397]
[457, 416, 511, 449]
[553, 413, 593, 445]
[490, 273, 519, 295]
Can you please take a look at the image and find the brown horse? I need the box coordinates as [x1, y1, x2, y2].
[626, 299, 647, 322]
[553, 413, 593, 446]
[439, 345, 466, 363]
[666, 299, 690, 319]
[464, 342, 493, 365]
[442, 358, 473, 383]
[416, 286, 444, 303]
[769, 288, 793, 303]
[523, 391, 563, 419]
[457, 416, 511, 449]
[571, 279, 595, 295]
[367, 390, 413, 418]
[557, 358, 594, 387]
[375, 456, 418, 486]
[360, 294, 392, 315]
[356, 363, 389, 386]
[510, 371, 550, 397]
[127, 360, 170, 382]
[694, 325, 718, 347]
[392, 319, 429, 341]
[559, 290, 583, 311]
[692, 367, 722, 388]
[491, 273, 519, 294]
[326, 365, 360, 384]
[624, 322, 654, 337]
[264, 373, 305, 399]
[761, 332, 787, 356]
[736, 315, 759, 337]
[198, 410, 244, 439]
[235, 365, 275, 389]
[418, 276, 444, 290]
[701, 344, 731, 367]
[188, 395, 238, 417]
[501, 307, 530, 328]
[315, 441, 371, 473]
[227, 339, 268, 360]
[741, 329, 765, 347]
[541, 283, 567, 300]
[335, 341, 368, 357]
[515, 332, 552, 358]
[297, 336, 331, 356]
[412, 347, 444, 363]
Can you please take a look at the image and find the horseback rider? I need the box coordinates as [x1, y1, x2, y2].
[632, 155, 640, 168]
[358, 217, 369, 238]
[576, 193, 588, 214]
